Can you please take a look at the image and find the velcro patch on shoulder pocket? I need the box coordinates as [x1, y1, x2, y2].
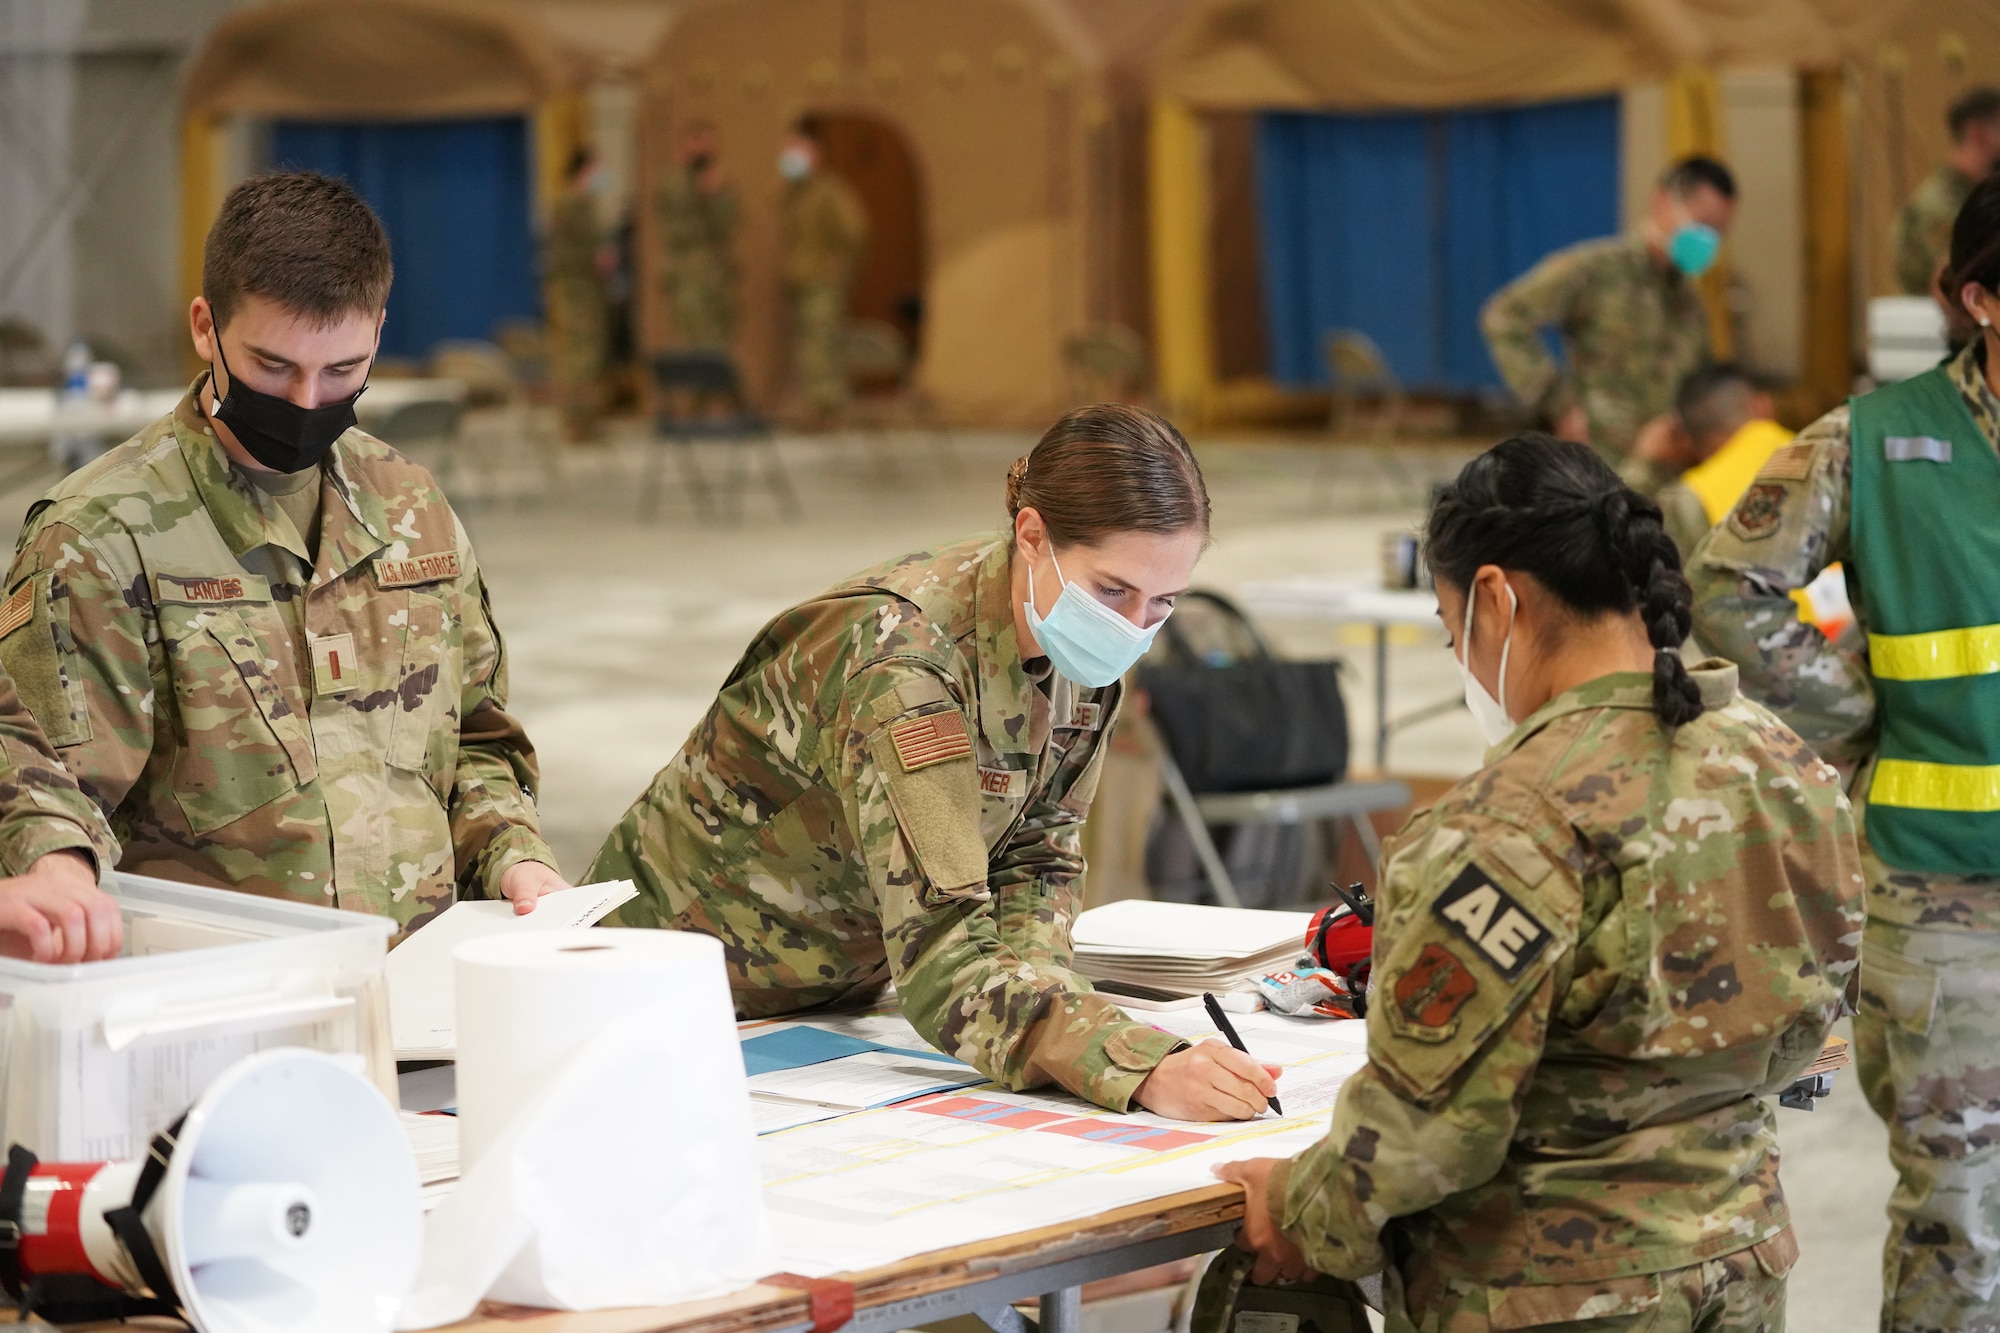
[1432, 864, 1555, 981]
[871, 723, 987, 899]
[0, 572, 86, 748]
[1372, 858, 1568, 1104]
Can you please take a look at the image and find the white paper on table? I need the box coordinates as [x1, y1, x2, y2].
[384, 880, 638, 1059]
[746, 1049, 982, 1109]
[1071, 900, 1316, 958]
[751, 1096, 851, 1134]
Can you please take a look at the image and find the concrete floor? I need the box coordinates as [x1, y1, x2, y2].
[0, 422, 1895, 1330]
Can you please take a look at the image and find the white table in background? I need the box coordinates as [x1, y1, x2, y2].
[0, 379, 467, 497]
[1237, 578, 1453, 770]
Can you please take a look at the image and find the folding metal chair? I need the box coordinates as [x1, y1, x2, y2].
[646, 350, 799, 524]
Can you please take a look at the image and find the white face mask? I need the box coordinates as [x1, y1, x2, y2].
[1455, 582, 1517, 747]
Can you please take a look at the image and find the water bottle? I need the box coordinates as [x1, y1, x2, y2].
[61, 337, 90, 402]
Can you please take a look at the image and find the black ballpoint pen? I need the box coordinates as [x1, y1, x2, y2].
[1202, 991, 1283, 1116]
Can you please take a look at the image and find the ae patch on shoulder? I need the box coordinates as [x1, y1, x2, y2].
[1394, 943, 1479, 1028]
[1432, 865, 1552, 981]
[1728, 483, 1788, 541]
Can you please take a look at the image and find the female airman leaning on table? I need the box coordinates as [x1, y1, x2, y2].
[588, 404, 1279, 1122]
[1217, 435, 1864, 1332]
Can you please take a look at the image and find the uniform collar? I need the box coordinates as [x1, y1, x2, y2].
[1622, 229, 1679, 283]
[1481, 659, 1739, 763]
[176, 374, 388, 580]
[970, 536, 1053, 757]
[1948, 341, 2000, 452]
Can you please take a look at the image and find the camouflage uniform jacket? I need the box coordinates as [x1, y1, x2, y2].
[782, 171, 868, 287]
[1268, 664, 1863, 1297]
[0, 673, 116, 876]
[1480, 234, 1711, 460]
[0, 383, 554, 930]
[589, 533, 1181, 1110]
[1688, 342, 2000, 929]
[656, 168, 739, 286]
[1892, 165, 1974, 297]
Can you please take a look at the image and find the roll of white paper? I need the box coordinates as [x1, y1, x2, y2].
[454, 927, 733, 1167]
[395, 926, 775, 1328]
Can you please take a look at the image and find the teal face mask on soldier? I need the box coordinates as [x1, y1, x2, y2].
[1022, 550, 1164, 688]
[1667, 220, 1721, 278]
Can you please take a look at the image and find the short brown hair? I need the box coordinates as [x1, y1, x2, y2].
[203, 172, 393, 331]
[1005, 404, 1210, 546]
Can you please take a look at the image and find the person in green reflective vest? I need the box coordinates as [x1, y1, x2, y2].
[1687, 175, 2000, 1333]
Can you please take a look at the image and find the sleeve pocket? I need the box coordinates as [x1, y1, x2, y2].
[871, 729, 988, 901]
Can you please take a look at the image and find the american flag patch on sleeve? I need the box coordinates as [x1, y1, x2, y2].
[889, 711, 973, 772]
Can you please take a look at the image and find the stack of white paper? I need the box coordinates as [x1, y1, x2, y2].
[1070, 900, 1316, 997]
[400, 1111, 461, 1209]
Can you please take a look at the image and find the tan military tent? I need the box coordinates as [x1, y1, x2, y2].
[638, 0, 1179, 422]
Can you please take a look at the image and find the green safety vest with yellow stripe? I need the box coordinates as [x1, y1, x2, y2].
[1852, 363, 2000, 875]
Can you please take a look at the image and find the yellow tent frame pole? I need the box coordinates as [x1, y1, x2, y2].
[535, 93, 589, 227]
[1148, 99, 1215, 426]
[177, 112, 227, 375]
[1664, 67, 1733, 359]
[1799, 69, 1851, 417]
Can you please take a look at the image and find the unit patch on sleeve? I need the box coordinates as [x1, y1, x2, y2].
[1394, 943, 1480, 1028]
[1431, 864, 1553, 981]
[1727, 482, 1788, 542]
[889, 710, 973, 772]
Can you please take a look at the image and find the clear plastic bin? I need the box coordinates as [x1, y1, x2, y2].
[0, 871, 394, 1162]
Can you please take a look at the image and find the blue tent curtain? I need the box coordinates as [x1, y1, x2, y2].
[271, 118, 538, 361]
[1257, 96, 1619, 392]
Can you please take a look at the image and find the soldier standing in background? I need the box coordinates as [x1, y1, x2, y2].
[1893, 87, 2000, 298]
[546, 148, 610, 441]
[656, 120, 739, 350]
[1690, 178, 2000, 1333]
[590, 406, 1285, 1122]
[1218, 434, 1862, 1331]
[779, 117, 868, 426]
[1481, 157, 1736, 471]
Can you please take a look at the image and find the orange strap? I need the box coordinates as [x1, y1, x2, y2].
[769, 1272, 856, 1333]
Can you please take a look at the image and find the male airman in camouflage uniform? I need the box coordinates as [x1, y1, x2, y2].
[1892, 88, 1999, 296]
[1688, 331, 2000, 1331]
[590, 533, 1184, 1110]
[0, 674, 123, 961]
[547, 149, 610, 441]
[1482, 158, 1734, 467]
[656, 121, 739, 349]
[779, 118, 868, 425]
[1223, 663, 1863, 1331]
[0, 173, 562, 936]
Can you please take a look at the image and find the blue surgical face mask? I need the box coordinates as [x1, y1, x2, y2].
[1667, 221, 1721, 278]
[1021, 551, 1165, 688]
[778, 146, 813, 182]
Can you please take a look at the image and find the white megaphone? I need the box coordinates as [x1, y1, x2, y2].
[0, 1048, 422, 1331]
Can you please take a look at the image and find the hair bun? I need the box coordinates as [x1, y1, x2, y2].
[1004, 455, 1031, 514]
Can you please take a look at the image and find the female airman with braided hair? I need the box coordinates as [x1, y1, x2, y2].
[1218, 433, 1864, 1332]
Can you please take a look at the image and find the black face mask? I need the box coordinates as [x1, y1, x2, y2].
[209, 342, 367, 474]
[689, 152, 714, 174]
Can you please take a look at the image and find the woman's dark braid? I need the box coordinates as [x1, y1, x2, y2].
[1597, 488, 1704, 726]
